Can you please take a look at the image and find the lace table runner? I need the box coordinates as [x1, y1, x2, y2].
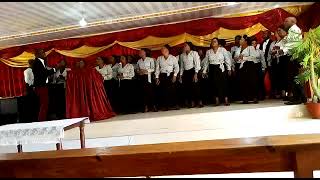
[0, 117, 89, 145]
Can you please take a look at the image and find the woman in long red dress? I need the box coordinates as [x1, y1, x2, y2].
[66, 60, 115, 122]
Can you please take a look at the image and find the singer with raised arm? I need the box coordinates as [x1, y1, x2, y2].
[32, 49, 56, 121]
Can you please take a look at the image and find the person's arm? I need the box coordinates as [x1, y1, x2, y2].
[128, 65, 135, 79]
[106, 66, 113, 80]
[148, 58, 155, 73]
[223, 49, 232, 71]
[179, 55, 184, 76]
[202, 51, 209, 74]
[155, 58, 160, 79]
[194, 51, 201, 74]
[260, 50, 267, 71]
[24, 70, 30, 85]
[173, 56, 179, 77]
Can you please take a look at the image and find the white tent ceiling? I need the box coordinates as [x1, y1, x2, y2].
[0, 2, 313, 48]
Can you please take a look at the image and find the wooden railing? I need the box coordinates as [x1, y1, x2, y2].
[1, 134, 320, 178]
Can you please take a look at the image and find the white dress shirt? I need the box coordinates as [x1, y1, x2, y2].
[118, 63, 135, 80]
[137, 57, 155, 83]
[257, 38, 273, 67]
[24, 68, 34, 86]
[53, 68, 68, 84]
[202, 47, 232, 73]
[95, 64, 113, 81]
[179, 50, 201, 76]
[234, 46, 256, 69]
[155, 54, 179, 78]
[253, 48, 267, 71]
[111, 63, 120, 80]
[282, 24, 302, 55]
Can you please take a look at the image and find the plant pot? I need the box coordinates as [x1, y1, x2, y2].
[306, 102, 320, 119]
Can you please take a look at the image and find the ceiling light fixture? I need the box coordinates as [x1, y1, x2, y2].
[227, 2, 237, 6]
[274, 4, 280, 8]
[79, 18, 87, 27]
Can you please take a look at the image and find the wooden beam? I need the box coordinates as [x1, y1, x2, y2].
[1, 134, 320, 178]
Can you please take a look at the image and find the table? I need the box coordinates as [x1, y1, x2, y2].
[0, 117, 89, 153]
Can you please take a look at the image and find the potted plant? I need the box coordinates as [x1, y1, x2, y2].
[291, 25, 320, 118]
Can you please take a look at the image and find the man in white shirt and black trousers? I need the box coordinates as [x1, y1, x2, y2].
[32, 49, 56, 121]
[20, 59, 38, 123]
[280, 17, 307, 105]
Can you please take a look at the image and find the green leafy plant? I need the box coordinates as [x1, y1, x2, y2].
[291, 25, 320, 103]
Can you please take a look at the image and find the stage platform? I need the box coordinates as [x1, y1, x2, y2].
[0, 100, 314, 152]
[2, 100, 320, 177]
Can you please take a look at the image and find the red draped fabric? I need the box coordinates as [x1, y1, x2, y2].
[66, 67, 115, 121]
[0, 62, 25, 97]
[1, 6, 319, 98]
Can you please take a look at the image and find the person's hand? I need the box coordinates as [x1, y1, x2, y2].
[179, 76, 183, 83]
[278, 49, 284, 56]
[156, 78, 160, 85]
[202, 73, 208, 79]
[142, 69, 148, 75]
[227, 70, 232, 76]
[239, 54, 244, 60]
[234, 57, 239, 61]
[172, 76, 177, 83]
[193, 74, 198, 83]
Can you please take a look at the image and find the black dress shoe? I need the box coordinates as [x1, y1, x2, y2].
[284, 101, 303, 105]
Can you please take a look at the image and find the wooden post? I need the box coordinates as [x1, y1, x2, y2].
[79, 121, 85, 149]
[293, 151, 314, 178]
[17, 144, 23, 153]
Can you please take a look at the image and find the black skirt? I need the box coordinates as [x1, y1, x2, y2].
[182, 68, 201, 102]
[208, 64, 228, 98]
[239, 61, 258, 101]
[158, 73, 177, 108]
[138, 74, 155, 108]
[278, 55, 290, 91]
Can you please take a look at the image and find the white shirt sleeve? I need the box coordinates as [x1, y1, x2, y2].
[173, 56, 179, 77]
[194, 51, 201, 74]
[155, 58, 160, 79]
[179, 54, 184, 76]
[260, 50, 267, 71]
[123, 64, 135, 79]
[223, 48, 232, 71]
[148, 58, 155, 73]
[202, 51, 210, 74]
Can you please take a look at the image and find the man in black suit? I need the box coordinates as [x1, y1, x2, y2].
[32, 49, 56, 121]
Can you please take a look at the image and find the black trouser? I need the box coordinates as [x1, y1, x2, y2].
[232, 63, 241, 101]
[138, 75, 155, 109]
[255, 62, 265, 100]
[270, 57, 280, 95]
[208, 64, 228, 100]
[182, 68, 201, 103]
[288, 56, 307, 102]
[239, 61, 258, 101]
[118, 79, 134, 113]
[159, 73, 178, 108]
[103, 80, 116, 111]
[278, 55, 290, 92]
[20, 85, 39, 123]
[199, 74, 210, 105]
[54, 83, 66, 119]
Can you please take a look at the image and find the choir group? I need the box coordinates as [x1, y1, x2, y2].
[22, 16, 307, 121]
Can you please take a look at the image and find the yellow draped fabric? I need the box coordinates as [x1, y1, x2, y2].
[55, 43, 116, 58]
[0, 23, 267, 67]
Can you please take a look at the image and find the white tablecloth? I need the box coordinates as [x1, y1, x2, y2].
[0, 117, 89, 146]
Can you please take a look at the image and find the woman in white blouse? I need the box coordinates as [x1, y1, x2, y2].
[117, 56, 135, 114]
[252, 37, 267, 101]
[203, 38, 232, 106]
[95, 57, 114, 108]
[137, 48, 157, 112]
[179, 42, 203, 108]
[234, 35, 259, 104]
[155, 45, 180, 110]
[272, 25, 289, 99]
